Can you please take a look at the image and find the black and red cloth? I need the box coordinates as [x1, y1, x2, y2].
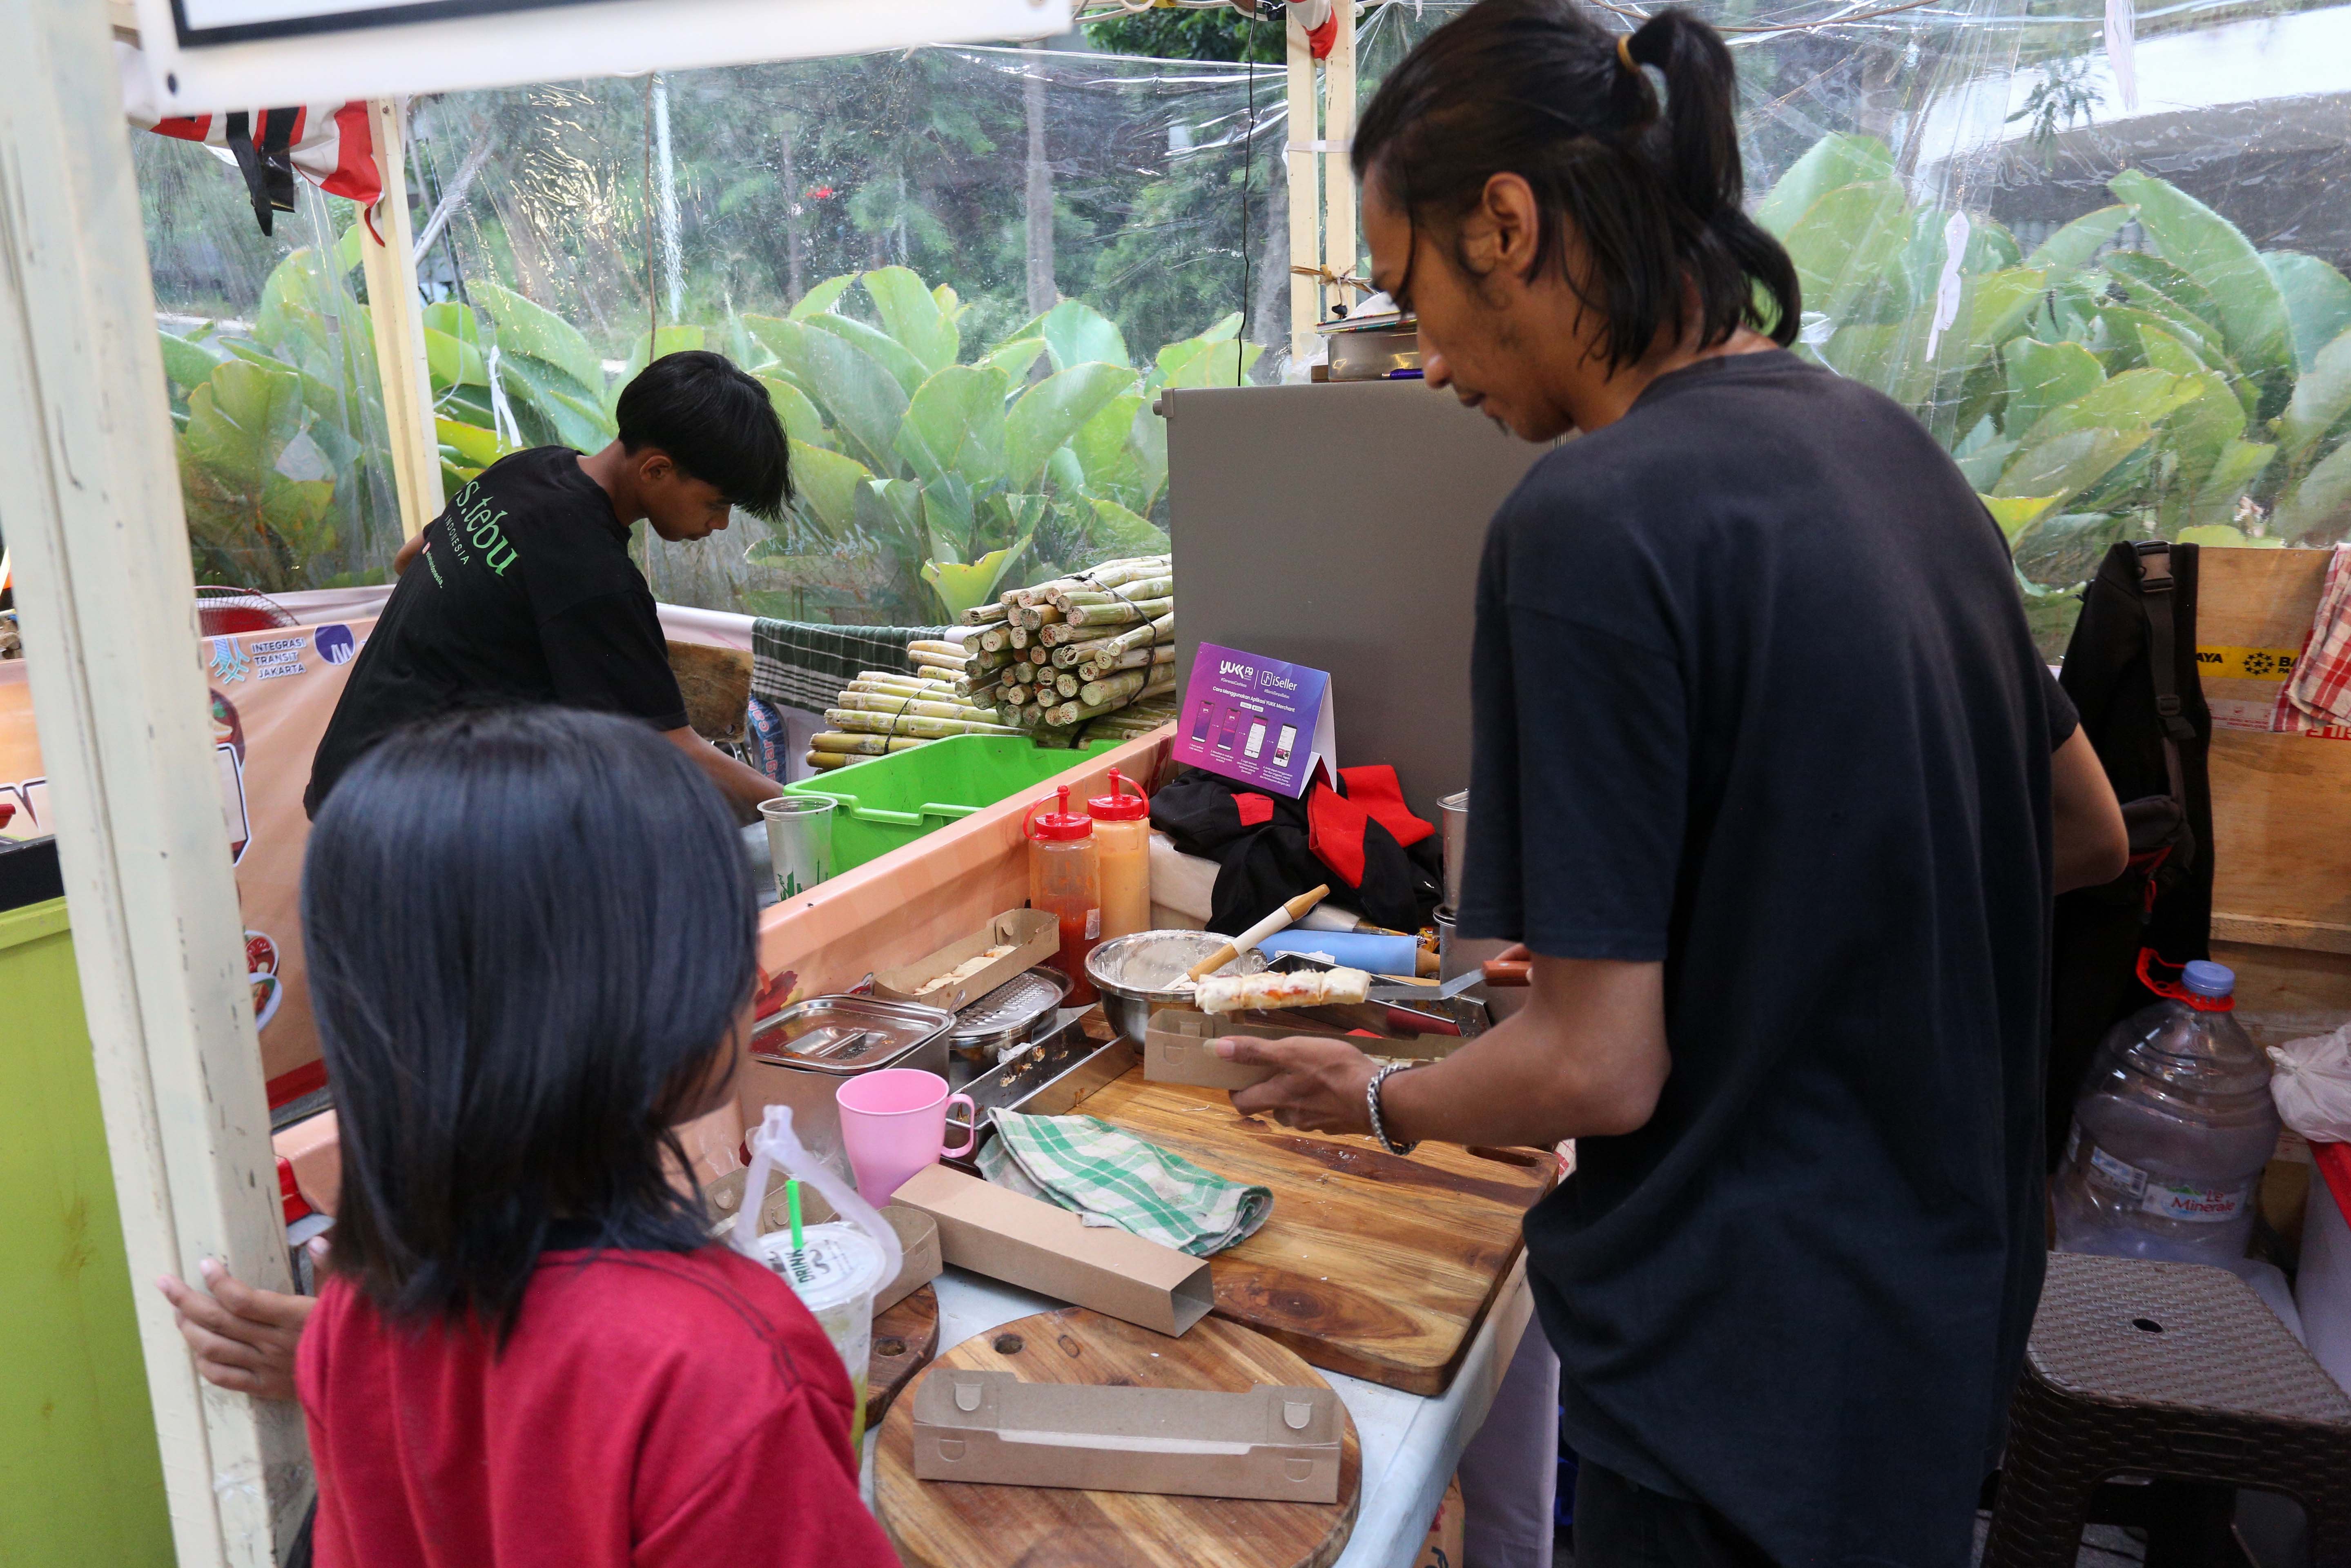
[1149, 764, 1443, 935]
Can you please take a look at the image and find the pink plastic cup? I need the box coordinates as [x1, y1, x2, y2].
[835, 1068, 977, 1201]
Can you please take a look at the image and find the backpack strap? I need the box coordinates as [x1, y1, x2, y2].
[2133, 540, 2193, 804]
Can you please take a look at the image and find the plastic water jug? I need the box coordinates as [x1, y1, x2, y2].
[2052, 958, 2280, 1267]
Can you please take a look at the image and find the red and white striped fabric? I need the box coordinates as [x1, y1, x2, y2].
[2273, 543, 2351, 735]
[134, 103, 381, 209]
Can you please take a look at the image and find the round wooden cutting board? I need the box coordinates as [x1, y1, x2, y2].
[875, 1307, 1362, 1568]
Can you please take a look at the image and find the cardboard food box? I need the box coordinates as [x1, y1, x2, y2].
[875, 909, 1062, 1012]
[1143, 1008, 1461, 1091]
[890, 1164, 1214, 1336]
[910, 1369, 1342, 1502]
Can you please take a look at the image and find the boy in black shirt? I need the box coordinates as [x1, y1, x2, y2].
[307, 352, 788, 819]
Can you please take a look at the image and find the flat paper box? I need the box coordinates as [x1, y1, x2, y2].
[910, 1369, 1342, 1502]
[874, 909, 1061, 1011]
[1144, 1008, 1456, 1091]
[890, 1164, 1213, 1336]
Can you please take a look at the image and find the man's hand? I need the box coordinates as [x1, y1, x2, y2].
[155, 1257, 315, 1403]
[1221, 1036, 1382, 1135]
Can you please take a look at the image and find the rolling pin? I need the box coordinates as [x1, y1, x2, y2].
[1184, 884, 1330, 981]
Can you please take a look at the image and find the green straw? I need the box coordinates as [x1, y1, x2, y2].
[786, 1177, 804, 1250]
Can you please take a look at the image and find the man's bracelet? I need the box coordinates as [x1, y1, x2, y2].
[1366, 1062, 1418, 1157]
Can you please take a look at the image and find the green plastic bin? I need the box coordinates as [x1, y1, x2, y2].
[782, 735, 1119, 873]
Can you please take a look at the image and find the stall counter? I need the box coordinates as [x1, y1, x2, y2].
[862, 1259, 1537, 1568]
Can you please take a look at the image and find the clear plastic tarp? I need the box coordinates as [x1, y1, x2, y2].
[138, 2, 2351, 640]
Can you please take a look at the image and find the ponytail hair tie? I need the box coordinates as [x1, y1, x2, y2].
[1617, 33, 1638, 74]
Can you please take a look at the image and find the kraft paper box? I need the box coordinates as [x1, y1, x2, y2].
[1144, 1008, 1460, 1091]
[910, 1369, 1342, 1502]
[874, 909, 1061, 1011]
[890, 1164, 1214, 1336]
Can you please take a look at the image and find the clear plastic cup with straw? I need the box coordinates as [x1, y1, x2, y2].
[760, 795, 833, 900]
[732, 1105, 901, 1455]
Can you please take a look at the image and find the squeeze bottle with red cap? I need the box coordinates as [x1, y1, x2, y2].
[1087, 769, 1152, 942]
[1024, 785, 1101, 1003]
[2052, 957, 2280, 1267]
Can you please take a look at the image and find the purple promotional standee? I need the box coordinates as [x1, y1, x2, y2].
[1172, 642, 1336, 799]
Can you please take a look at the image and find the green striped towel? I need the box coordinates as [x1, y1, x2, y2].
[978, 1110, 1272, 1257]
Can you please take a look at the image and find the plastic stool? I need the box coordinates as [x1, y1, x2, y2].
[1984, 1252, 2351, 1568]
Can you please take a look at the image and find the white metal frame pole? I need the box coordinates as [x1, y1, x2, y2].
[0, 4, 308, 1566]
[360, 96, 445, 538]
[1285, 15, 1319, 367]
[1320, 1, 1356, 305]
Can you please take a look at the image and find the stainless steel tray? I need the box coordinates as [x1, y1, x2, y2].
[945, 1010, 1139, 1169]
[947, 967, 1071, 1062]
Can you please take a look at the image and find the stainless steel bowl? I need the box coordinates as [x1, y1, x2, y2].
[1085, 930, 1267, 1042]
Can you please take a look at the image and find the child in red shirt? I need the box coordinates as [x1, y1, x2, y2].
[293, 707, 902, 1568]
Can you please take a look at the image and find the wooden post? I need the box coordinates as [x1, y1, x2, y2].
[1321, 1, 1356, 306]
[360, 96, 444, 538]
[1285, 15, 1318, 368]
[0, 4, 308, 1566]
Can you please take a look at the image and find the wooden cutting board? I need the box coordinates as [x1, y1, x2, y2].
[875, 1308, 1361, 1568]
[867, 1283, 940, 1429]
[1075, 1070, 1554, 1395]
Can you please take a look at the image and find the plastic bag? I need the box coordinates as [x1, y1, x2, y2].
[730, 1103, 904, 1288]
[2269, 1023, 2351, 1144]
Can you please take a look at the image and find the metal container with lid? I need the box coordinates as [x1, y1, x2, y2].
[947, 968, 1071, 1064]
[740, 996, 955, 1178]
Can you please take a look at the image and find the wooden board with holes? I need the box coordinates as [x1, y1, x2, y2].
[875, 1308, 1361, 1568]
[1071, 1069, 1553, 1396]
[2196, 549, 2351, 954]
[867, 1283, 940, 1430]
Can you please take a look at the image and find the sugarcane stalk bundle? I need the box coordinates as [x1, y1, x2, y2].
[1065, 595, 1174, 628]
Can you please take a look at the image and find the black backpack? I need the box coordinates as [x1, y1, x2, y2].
[2044, 540, 2214, 1169]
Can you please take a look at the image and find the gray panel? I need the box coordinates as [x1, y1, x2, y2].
[1163, 380, 1553, 820]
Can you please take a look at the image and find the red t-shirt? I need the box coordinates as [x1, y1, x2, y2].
[295, 1243, 902, 1568]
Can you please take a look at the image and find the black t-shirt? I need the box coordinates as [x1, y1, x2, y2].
[1458, 352, 2077, 1566]
[305, 447, 687, 815]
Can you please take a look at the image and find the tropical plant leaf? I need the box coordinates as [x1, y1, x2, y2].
[979, 337, 1046, 384]
[434, 415, 511, 472]
[1084, 497, 1171, 556]
[783, 439, 869, 540]
[1754, 133, 1894, 238]
[769, 322, 911, 478]
[2035, 368, 2200, 443]
[158, 330, 229, 396]
[2273, 436, 2351, 541]
[2176, 524, 2285, 549]
[1979, 494, 2060, 541]
[2277, 325, 2351, 466]
[1994, 425, 2152, 510]
[864, 265, 962, 375]
[1007, 361, 1137, 489]
[471, 279, 606, 394]
[1071, 391, 1147, 509]
[498, 354, 614, 452]
[2102, 252, 2224, 339]
[1956, 268, 2050, 368]
[790, 274, 857, 320]
[2003, 339, 2105, 441]
[1821, 310, 1939, 407]
[182, 359, 305, 478]
[2110, 170, 2295, 396]
[423, 326, 489, 393]
[2184, 440, 2277, 530]
[1779, 180, 1916, 327]
[896, 364, 1010, 489]
[1040, 300, 1130, 372]
[2263, 252, 2351, 376]
[2025, 205, 2129, 273]
[805, 311, 931, 396]
[756, 374, 830, 449]
[922, 537, 1033, 618]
